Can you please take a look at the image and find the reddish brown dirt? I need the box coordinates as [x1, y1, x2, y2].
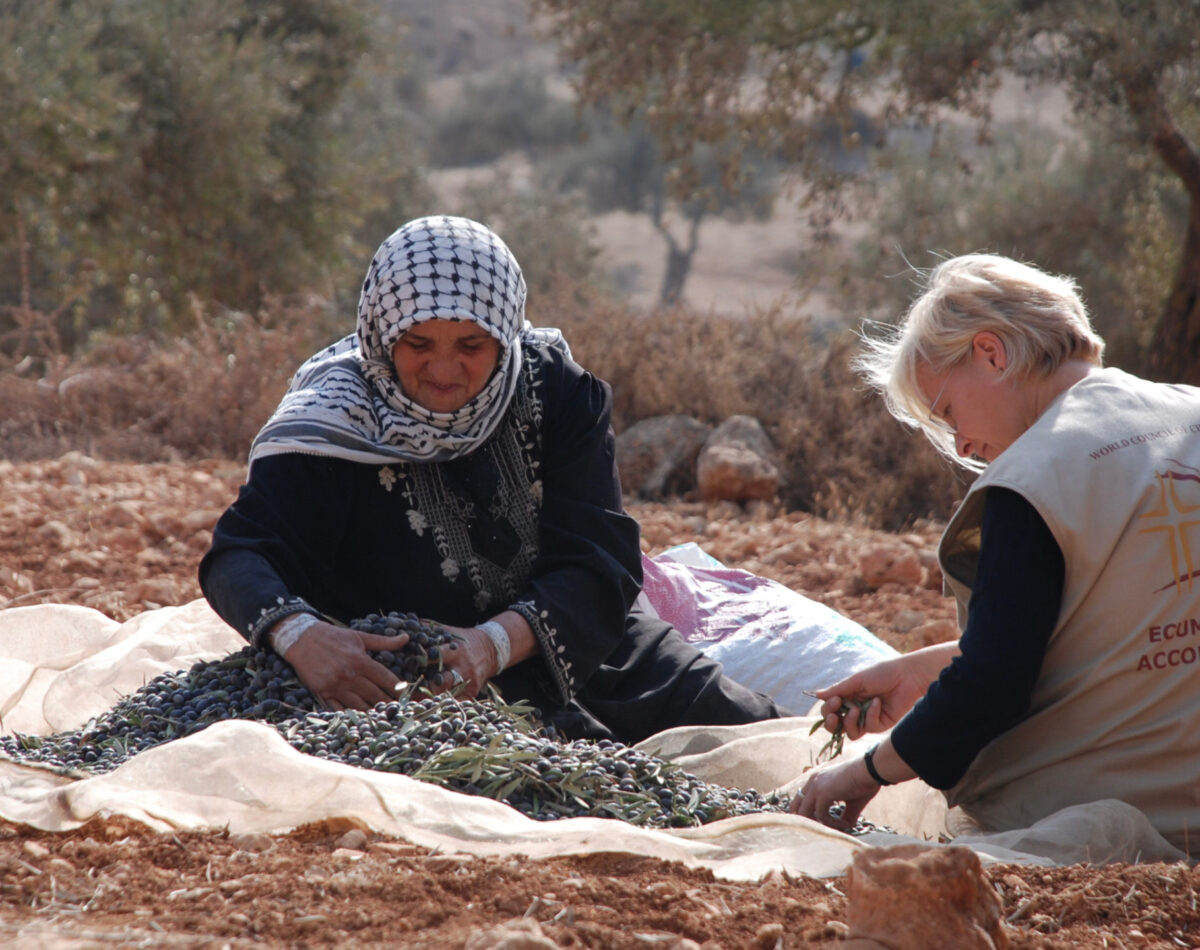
[0, 455, 958, 644]
[1, 457, 1197, 949]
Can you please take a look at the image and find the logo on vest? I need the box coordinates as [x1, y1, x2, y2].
[1140, 463, 1200, 594]
[1137, 643, 1200, 672]
[1139, 620, 1200, 672]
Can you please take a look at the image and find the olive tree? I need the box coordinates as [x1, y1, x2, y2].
[0, 0, 424, 353]
[534, 0, 1200, 381]
[0, 1, 124, 355]
[547, 108, 778, 306]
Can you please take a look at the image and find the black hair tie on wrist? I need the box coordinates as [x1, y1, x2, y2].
[864, 743, 894, 786]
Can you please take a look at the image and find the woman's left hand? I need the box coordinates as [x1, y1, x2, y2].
[431, 624, 500, 698]
[790, 756, 881, 832]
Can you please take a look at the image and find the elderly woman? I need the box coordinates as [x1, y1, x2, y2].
[200, 215, 785, 742]
[792, 253, 1200, 853]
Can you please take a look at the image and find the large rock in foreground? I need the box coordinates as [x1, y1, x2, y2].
[843, 844, 1008, 950]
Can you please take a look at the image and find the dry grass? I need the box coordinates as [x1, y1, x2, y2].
[544, 286, 966, 528]
[0, 296, 331, 464]
[0, 286, 965, 528]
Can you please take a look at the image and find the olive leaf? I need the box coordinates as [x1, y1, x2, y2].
[806, 694, 874, 763]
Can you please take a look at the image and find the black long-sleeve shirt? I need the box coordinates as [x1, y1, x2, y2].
[200, 342, 642, 706]
[891, 486, 1065, 789]
[198, 342, 784, 742]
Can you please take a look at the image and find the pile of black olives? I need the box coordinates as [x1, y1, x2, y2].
[1, 610, 886, 832]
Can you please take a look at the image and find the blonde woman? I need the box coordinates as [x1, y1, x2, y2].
[793, 254, 1200, 854]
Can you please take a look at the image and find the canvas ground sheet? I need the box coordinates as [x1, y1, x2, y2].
[0, 601, 1184, 881]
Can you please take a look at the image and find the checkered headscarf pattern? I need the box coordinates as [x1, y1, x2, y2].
[249, 216, 567, 466]
[357, 216, 526, 449]
[357, 215, 525, 363]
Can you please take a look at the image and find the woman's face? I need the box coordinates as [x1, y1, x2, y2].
[916, 332, 1035, 464]
[391, 319, 502, 413]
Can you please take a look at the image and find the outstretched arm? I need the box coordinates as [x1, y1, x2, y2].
[793, 487, 1065, 831]
[812, 641, 960, 740]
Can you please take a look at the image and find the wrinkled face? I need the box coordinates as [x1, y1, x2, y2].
[916, 333, 1032, 465]
[391, 319, 502, 413]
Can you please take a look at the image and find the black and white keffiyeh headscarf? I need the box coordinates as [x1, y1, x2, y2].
[249, 216, 568, 466]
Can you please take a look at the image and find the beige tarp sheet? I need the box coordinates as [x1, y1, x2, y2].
[0, 601, 1185, 880]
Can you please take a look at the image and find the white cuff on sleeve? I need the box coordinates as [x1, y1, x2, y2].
[270, 613, 320, 658]
[477, 620, 512, 674]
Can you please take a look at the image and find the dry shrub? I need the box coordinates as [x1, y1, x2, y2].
[1, 284, 966, 528]
[770, 338, 973, 530]
[539, 286, 967, 528]
[0, 296, 334, 462]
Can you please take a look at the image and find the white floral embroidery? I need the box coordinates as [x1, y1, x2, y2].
[378, 466, 397, 491]
[512, 599, 574, 702]
[386, 357, 543, 614]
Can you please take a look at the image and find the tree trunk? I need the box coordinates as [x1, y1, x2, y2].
[655, 213, 703, 307]
[1145, 211, 1200, 384]
[1124, 76, 1200, 383]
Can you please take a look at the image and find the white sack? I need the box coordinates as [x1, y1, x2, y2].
[637, 720, 1187, 866]
[0, 720, 863, 881]
[639, 544, 898, 712]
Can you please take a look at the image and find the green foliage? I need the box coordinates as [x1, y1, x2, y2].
[532, 0, 884, 180]
[835, 117, 1184, 369]
[543, 106, 779, 305]
[0, 0, 428, 355]
[429, 64, 581, 166]
[0, 1, 125, 352]
[535, 0, 1200, 378]
[549, 108, 777, 221]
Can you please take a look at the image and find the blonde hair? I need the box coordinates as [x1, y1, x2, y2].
[855, 254, 1105, 468]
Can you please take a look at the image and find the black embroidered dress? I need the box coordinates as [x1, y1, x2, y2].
[200, 343, 783, 742]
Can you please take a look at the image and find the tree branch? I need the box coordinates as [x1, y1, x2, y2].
[1121, 75, 1200, 208]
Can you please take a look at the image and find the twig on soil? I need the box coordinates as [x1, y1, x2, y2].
[0, 587, 89, 610]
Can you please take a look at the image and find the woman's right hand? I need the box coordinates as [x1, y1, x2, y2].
[812, 641, 960, 740]
[282, 621, 410, 711]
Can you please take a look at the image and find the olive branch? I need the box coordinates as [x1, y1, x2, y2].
[805, 692, 874, 763]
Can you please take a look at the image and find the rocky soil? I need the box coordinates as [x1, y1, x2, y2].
[1, 455, 1196, 949]
[0, 453, 958, 646]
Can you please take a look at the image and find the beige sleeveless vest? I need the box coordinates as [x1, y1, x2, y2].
[937, 368, 1200, 852]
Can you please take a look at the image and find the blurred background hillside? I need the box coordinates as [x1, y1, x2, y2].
[2, 0, 1197, 529]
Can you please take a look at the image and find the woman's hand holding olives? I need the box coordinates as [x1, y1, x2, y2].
[790, 755, 882, 831]
[430, 612, 532, 698]
[280, 619, 409, 711]
[437, 624, 502, 697]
